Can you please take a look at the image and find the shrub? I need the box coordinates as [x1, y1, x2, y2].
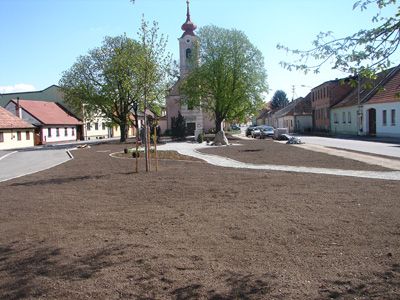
[171, 111, 186, 140]
[197, 132, 204, 143]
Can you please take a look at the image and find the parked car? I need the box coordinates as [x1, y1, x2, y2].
[245, 125, 257, 137]
[251, 126, 262, 138]
[259, 126, 274, 139]
[230, 124, 241, 131]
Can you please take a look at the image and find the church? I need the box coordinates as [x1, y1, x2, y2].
[166, 0, 215, 137]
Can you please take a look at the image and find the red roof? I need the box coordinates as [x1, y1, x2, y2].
[9, 99, 82, 125]
[0, 106, 34, 129]
[367, 67, 400, 104]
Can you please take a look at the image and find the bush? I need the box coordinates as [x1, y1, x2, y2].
[197, 132, 204, 143]
[171, 111, 186, 140]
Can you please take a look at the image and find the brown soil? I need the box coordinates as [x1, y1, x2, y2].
[113, 150, 202, 162]
[0, 143, 399, 299]
[199, 139, 391, 171]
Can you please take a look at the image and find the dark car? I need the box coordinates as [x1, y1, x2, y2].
[245, 125, 257, 137]
[231, 124, 241, 131]
[259, 126, 274, 139]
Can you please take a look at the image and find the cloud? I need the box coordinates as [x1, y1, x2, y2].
[0, 84, 36, 94]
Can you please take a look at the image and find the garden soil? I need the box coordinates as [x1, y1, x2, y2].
[0, 142, 399, 299]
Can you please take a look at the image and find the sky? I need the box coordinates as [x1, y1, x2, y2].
[0, 0, 397, 101]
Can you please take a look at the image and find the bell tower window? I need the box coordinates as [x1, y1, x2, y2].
[186, 48, 192, 59]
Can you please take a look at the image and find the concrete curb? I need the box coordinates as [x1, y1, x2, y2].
[0, 151, 17, 161]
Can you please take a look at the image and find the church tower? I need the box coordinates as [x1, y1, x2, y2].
[179, 0, 197, 77]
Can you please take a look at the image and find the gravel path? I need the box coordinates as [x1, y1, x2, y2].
[158, 142, 400, 181]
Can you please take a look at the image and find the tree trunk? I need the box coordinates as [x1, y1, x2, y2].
[215, 116, 223, 132]
[120, 121, 127, 143]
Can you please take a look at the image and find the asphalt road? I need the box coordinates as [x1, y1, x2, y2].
[299, 136, 400, 158]
[0, 149, 72, 183]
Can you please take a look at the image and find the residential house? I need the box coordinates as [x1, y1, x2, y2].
[311, 79, 353, 133]
[0, 106, 35, 150]
[84, 116, 112, 140]
[5, 99, 82, 144]
[293, 93, 312, 133]
[273, 96, 312, 133]
[256, 107, 270, 125]
[363, 66, 400, 137]
[330, 66, 400, 138]
[1, 85, 112, 141]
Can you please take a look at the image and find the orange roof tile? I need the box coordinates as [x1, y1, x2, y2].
[0, 106, 34, 129]
[9, 99, 82, 125]
[367, 67, 400, 104]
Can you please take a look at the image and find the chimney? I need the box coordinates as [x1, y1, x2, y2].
[16, 97, 21, 118]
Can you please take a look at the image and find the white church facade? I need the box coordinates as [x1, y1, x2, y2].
[166, 0, 215, 137]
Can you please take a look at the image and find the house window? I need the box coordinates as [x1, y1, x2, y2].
[87, 123, 91, 131]
[102, 123, 106, 130]
[348, 112, 351, 124]
[72, 128, 75, 136]
[56, 128, 60, 137]
[17, 131, 21, 141]
[391, 109, 396, 126]
[334, 113, 338, 124]
[48, 128, 52, 137]
[65, 128, 68, 136]
[383, 110, 387, 126]
[342, 112, 346, 123]
[0, 132, 3, 142]
[94, 122, 99, 130]
[26, 131, 30, 140]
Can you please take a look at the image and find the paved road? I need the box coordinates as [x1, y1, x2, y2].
[298, 136, 400, 158]
[0, 149, 72, 183]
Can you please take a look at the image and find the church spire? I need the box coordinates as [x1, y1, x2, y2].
[181, 0, 197, 37]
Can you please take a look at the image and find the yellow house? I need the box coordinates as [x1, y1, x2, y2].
[0, 107, 35, 150]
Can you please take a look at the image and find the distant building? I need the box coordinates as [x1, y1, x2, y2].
[165, 0, 215, 137]
[0, 85, 114, 141]
[5, 99, 82, 144]
[0, 106, 35, 150]
[331, 66, 400, 138]
[311, 79, 353, 133]
[272, 95, 312, 133]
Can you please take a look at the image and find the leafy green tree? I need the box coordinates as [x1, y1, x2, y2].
[181, 25, 268, 132]
[60, 19, 173, 143]
[277, 0, 400, 78]
[60, 35, 143, 142]
[270, 90, 289, 110]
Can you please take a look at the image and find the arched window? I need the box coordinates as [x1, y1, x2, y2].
[186, 48, 192, 59]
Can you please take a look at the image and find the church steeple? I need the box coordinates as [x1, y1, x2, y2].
[181, 0, 197, 37]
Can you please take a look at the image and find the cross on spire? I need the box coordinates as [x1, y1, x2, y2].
[181, 0, 197, 37]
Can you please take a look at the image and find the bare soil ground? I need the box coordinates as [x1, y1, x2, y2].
[199, 139, 391, 171]
[0, 142, 399, 299]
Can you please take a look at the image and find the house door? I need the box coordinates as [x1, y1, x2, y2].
[34, 128, 41, 145]
[368, 108, 376, 135]
[186, 122, 196, 136]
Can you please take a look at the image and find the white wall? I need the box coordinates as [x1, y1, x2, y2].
[85, 117, 111, 140]
[294, 115, 312, 133]
[363, 102, 400, 137]
[330, 106, 358, 135]
[42, 126, 77, 143]
[0, 129, 35, 150]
